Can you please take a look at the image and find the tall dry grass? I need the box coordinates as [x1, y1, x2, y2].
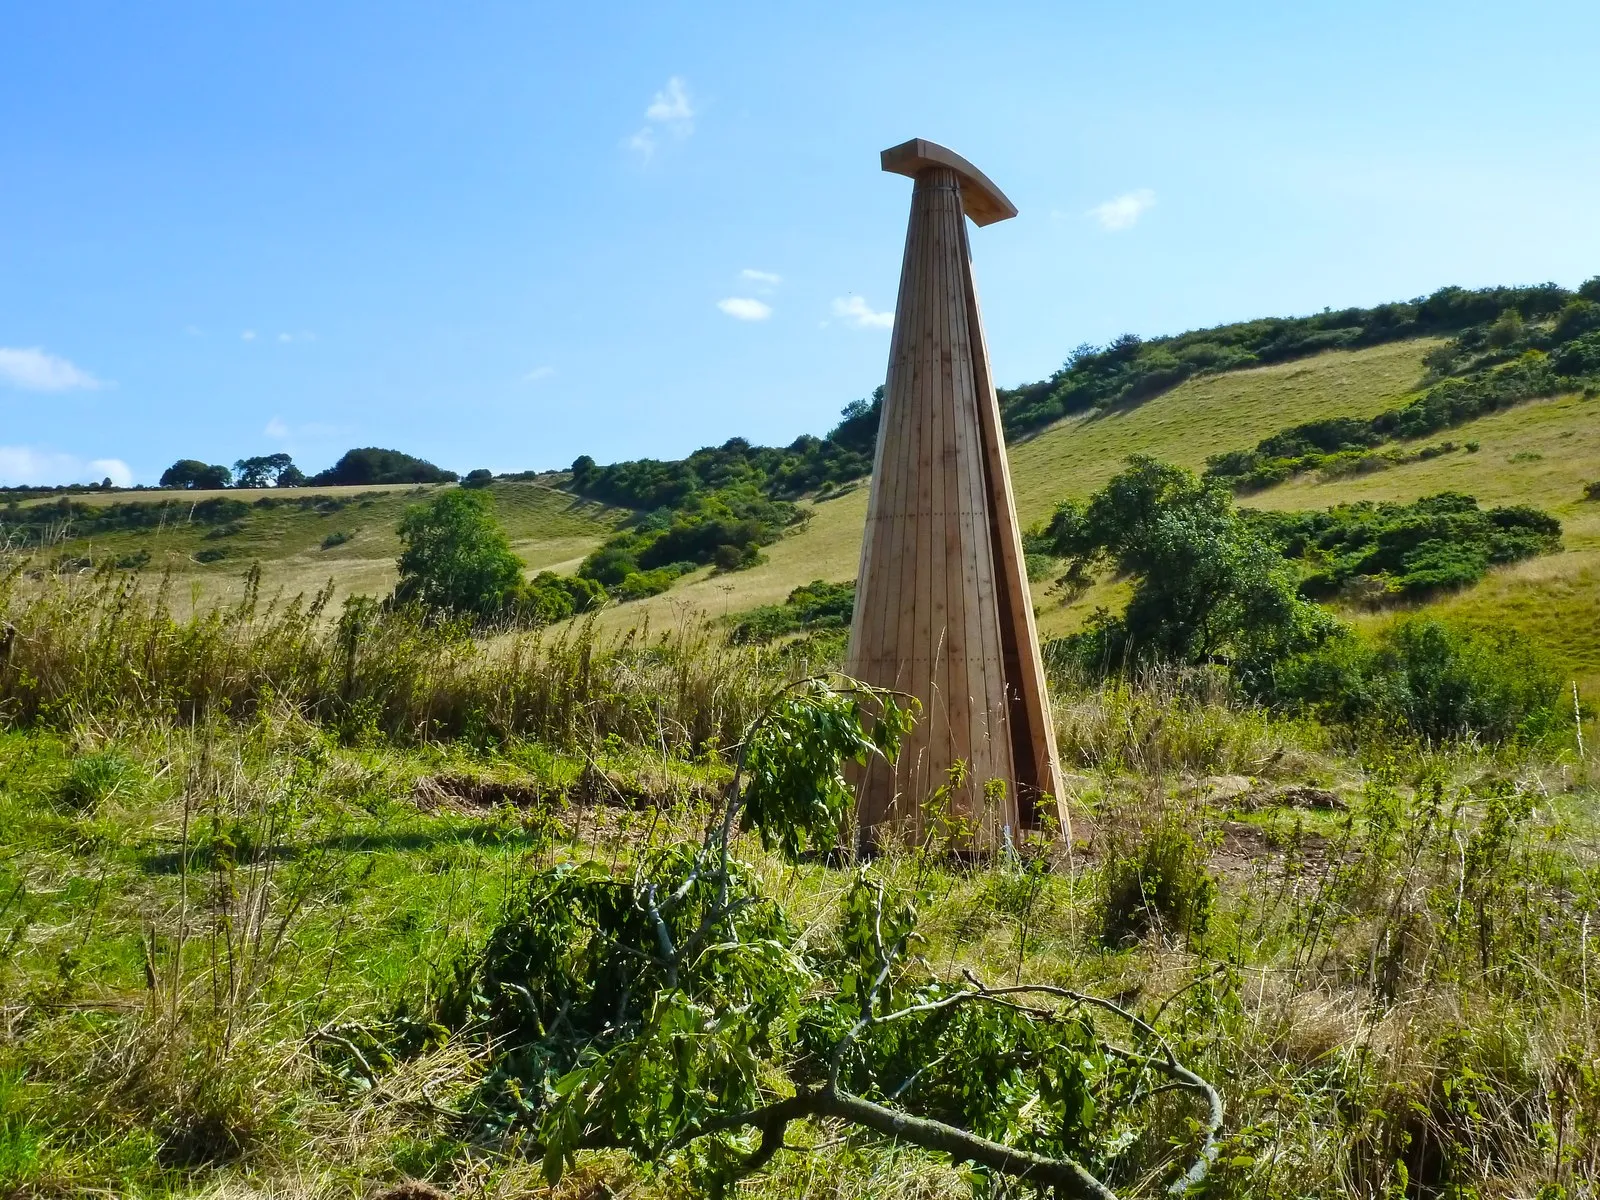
[0, 559, 801, 753]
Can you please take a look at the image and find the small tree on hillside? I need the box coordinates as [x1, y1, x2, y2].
[1040, 455, 1336, 677]
[393, 488, 524, 618]
[159, 459, 232, 490]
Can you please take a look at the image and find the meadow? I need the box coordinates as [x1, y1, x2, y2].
[0, 559, 1597, 1199]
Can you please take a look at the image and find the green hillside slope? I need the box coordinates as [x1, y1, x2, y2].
[597, 338, 1444, 631]
[3, 480, 626, 610]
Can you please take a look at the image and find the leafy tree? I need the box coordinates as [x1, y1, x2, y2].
[1040, 457, 1336, 675]
[276, 464, 307, 487]
[461, 468, 494, 489]
[310, 447, 458, 486]
[159, 459, 232, 490]
[233, 452, 297, 489]
[393, 489, 524, 617]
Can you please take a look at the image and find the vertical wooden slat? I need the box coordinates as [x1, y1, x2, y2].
[851, 158, 1045, 851]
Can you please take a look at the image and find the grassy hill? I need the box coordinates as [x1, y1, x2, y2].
[10, 329, 1599, 690]
[3, 480, 626, 612]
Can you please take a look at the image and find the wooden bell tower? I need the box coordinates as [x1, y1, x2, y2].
[847, 138, 1066, 851]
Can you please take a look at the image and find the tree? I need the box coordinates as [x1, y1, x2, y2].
[393, 488, 524, 617]
[1040, 456, 1336, 675]
[233, 453, 297, 489]
[276, 464, 307, 487]
[309, 447, 457, 486]
[159, 459, 232, 490]
[461, 468, 493, 489]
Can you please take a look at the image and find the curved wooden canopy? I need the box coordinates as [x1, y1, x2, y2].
[880, 138, 1018, 226]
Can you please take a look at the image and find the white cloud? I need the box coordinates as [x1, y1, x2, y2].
[645, 76, 694, 124]
[1087, 188, 1156, 231]
[741, 268, 782, 286]
[0, 446, 132, 487]
[241, 329, 257, 341]
[628, 75, 694, 159]
[524, 365, 556, 382]
[717, 297, 772, 321]
[264, 417, 290, 439]
[0, 347, 103, 392]
[831, 295, 894, 330]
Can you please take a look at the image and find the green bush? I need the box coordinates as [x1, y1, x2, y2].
[1249, 492, 1561, 600]
[731, 579, 855, 644]
[320, 530, 351, 550]
[518, 571, 606, 623]
[1272, 618, 1563, 743]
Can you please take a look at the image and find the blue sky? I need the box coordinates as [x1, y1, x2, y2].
[4, 1, 1599, 486]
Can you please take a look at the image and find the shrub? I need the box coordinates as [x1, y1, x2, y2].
[1251, 492, 1561, 600]
[193, 547, 228, 563]
[320, 531, 350, 550]
[1039, 457, 1338, 677]
[461, 469, 493, 489]
[1273, 618, 1563, 743]
[519, 571, 606, 623]
[1584, 481, 1600, 501]
[1096, 803, 1215, 947]
[731, 580, 856, 644]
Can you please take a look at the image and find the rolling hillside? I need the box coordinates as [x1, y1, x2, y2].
[9, 332, 1598, 690]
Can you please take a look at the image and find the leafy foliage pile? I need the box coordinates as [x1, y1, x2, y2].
[730, 579, 856, 644]
[1205, 282, 1600, 487]
[1248, 492, 1562, 600]
[441, 679, 1224, 1198]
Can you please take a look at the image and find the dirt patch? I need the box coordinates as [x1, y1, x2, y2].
[412, 773, 553, 812]
[412, 764, 720, 814]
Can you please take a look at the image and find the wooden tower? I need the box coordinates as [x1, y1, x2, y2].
[847, 138, 1066, 851]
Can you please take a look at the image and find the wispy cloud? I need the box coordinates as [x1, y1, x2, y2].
[264, 416, 341, 444]
[523, 365, 556, 382]
[627, 76, 695, 160]
[741, 268, 782, 287]
[717, 297, 772, 321]
[830, 296, 893, 330]
[645, 76, 693, 124]
[277, 331, 316, 344]
[1087, 188, 1156, 231]
[241, 329, 258, 341]
[0, 446, 131, 487]
[0, 347, 103, 392]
